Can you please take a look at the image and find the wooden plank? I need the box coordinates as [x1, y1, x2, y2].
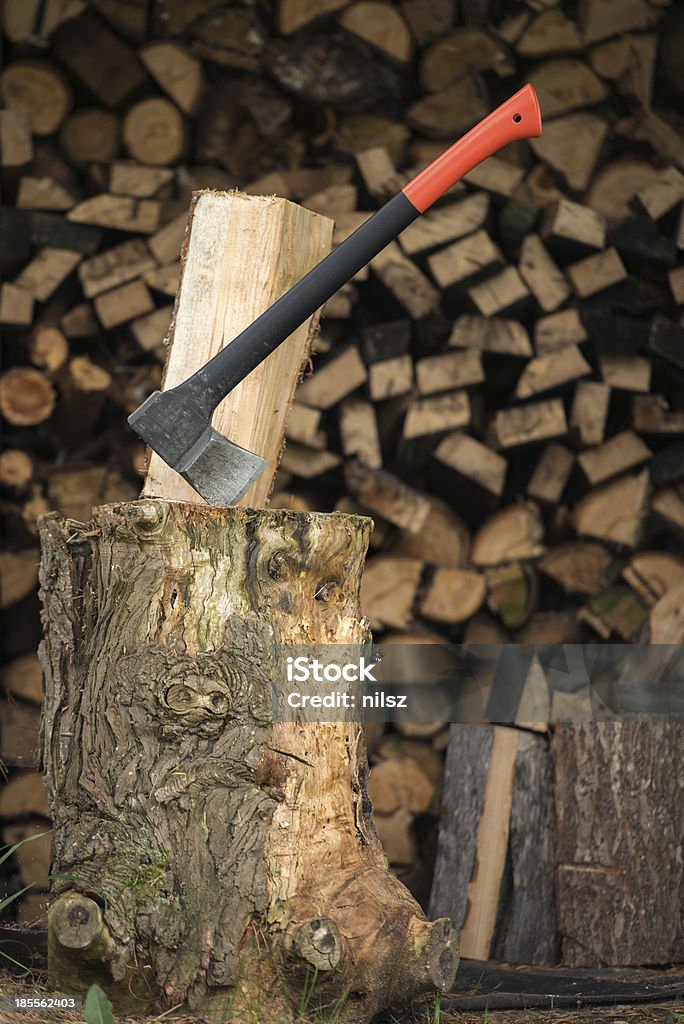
[143, 191, 333, 506]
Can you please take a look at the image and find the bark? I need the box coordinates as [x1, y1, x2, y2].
[38, 500, 457, 1021]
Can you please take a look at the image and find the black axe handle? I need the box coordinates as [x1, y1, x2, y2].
[163, 85, 541, 414]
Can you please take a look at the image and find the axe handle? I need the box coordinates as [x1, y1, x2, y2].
[178, 84, 542, 413]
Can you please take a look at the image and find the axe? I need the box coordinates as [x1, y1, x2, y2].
[128, 84, 542, 505]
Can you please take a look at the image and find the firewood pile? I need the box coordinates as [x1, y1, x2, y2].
[1, 0, 683, 943]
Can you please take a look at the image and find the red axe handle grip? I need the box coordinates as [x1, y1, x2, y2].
[403, 84, 542, 213]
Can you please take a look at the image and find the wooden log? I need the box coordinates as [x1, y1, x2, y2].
[0, 771, 49, 818]
[516, 9, 582, 57]
[361, 556, 423, 630]
[486, 561, 537, 629]
[338, 398, 382, 468]
[599, 354, 651, 392]
[518, 234, 570, 313]
[0, 60, 72, 135]
[572, 469, 650, 548]
[403, 390, 470, 440]
[0, 449, 33, 495]
[147, 211, 187, 264]
[463, 156, 525, 199]
[389, 496, 470, 568]
[0, 367, 56, 426]
[139, 41, 204, 116]
[79, 238, 156, 298]
[567, 247, 628, 299]
[14, 247, 81, 303]
[371, 241, 440, 318]
[368, 355, 414, 401]
[449, 314, 532, 357]
[492, 398, 567, 449]
[633, 395, 684, 435]
[61, 301, 98, 339]
[368, 757, 434, 814]
[399, 192, 489, 256]
[297, 346, 367, 410]
[68, 194, 161, 233]
[471, 502, 545, 567]
[578, 585, 648, 640]
[514, 345, 591, 399]
[634, 165, 684, 221]
[277, 0, 349, 34]
[540, 540, 612, 595]
[415, 350, 484, 395]
[94, 279, 154, 328]
[144, 262, 179, 297]
[52, 10, 148, 107]
[529, 58, 608, 117]
[580, 0, 659, 44]
[420, 27, 513, 91]
[123, 98, 186, 167]
[0, 697, 40, 767]
[541, 198, 606, 257]
[54, 356, 113, 446]
[141, 193, 333, 506]
[623, 552, 684, 605]
[0, 282, 34, 325]
[419, 568, 486, 624]
[577, 430, 651, 485]
[433, 431, 507, 500]
[468, 266, 530, 318]
[285, 403, 326, 450]
[553, 722, 683, 965]
[60, 108, 119, 166]
[340, 2, 412, 62]
[399, 0, 454, 46]
[0, 652, 43, 704]
[2, 820, 51, 890]
[527, 443, 574, 504]
[0, 108, 32, 167]
[345, 460, 431, 533]
[428, 229, 503, 290]
[110, 162, 174, 198]
[535, 309, 587, 355]
[406, 77, 489, 139]
[570, 380, 610, 446]
[529, 113, 607, 192]
[29, 325, 69, 373]
[279, 444, 341, 479]
[17, 176, 77, 211]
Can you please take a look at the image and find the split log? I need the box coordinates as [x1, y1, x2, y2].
[468, 266, 530, 319]
[371, 241, 440, 319]
[0, 367, 56, 426]
[449, 315, 532, 357]
[542, 198, 606, 257]
[514, 345, 591, 399]
[389, 496, 470, 568]
[567, 247, 627, 299]
[428, 230, 503, 290]
[0, 282, 34, 325]
[68, 194, 161, 233]
[298, 346, 367, 410]
[571, 469, 650, 548]
[403, 390, 470, 440]
[518, 233, 570, 313]
[123, 98, 186, 167]
[577, 430, 651, 485]
[0, 771, 49, 818]
[285, 403, 326, 450]
[0, 652, 43, 703]
[140, 42, 204, 116]
[52, 10, 148, 107]
[345, 461, 431, 533]
[368, 355, 414, 401]
[420, 28, 513, 90]
[338, 398, 382, 468]
[599, 354, 651, 392]
[2, 820, 51, 890]
[79, 238, 156, 297]
[471, 503, 545, 567]
[463, 156, 524, 199]
[529, 58, 608, 117]
[433, 431, 507, 500]
[419, 568, 486, 624]
[529, 113, 607, 192]
[415, 350, 484, 395]
[361, 556, 423, 632]
[17, 176, 76, 211]
[0, 697, 41, 767]
[54, 356, 112, 446]
[14, 247, 81, 303]
[0, 549, 40, 607]
[0, 107, 32, 167]
[94, 279, 154, 328]
[633, 395, 684, 435]
[570, 381, 610, 446]
[492, 398, 567, 449]
[527, 444, 574, 504]
[399, 192, 489, 256]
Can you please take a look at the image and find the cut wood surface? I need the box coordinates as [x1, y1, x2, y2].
[571, 469, 650, 548]
[514, 345, 590, 399]
[434, 431, 507, 498]
[492, 398, 567, 449]
[471, 502, 545, 566]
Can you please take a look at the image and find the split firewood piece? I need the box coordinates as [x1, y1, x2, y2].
[0, 60, 72, 135]
[2, 820, 51, 889]
[361, 319, 410, 364]
[471, 502, 545, 567]
[0, 771, 49, 818]
[567, 247, 628, 299]
[339, 398, 382, 468]
[93, 279, 154, 329]
[297, 346, 367, 409]
[516, 9, 582, 57]
[130, 305, 173, 354]
[578, 586, 648, 641]
[420, 27, 513, 92]
[0, 367, 56, 426]
[403, 390, 470, 440]
[277, 0, 349, 34]
[143, 262, 179, 297]
[572, 469, 650, 548]
[599, 355, 651, 392]
[123, 98, 186, 167]
[46, 466, 136, 522]
[399, 0, 454, 46]
[285, 403, 326, 450]
[339, 1, 412, 62]
[514, 345, 591, 399]
[368, 756, 435, 815]
[623, 552, 684, 605]
[371, 241, 440, 318]
[434, 431, 507, 500]
[0, 698, 40, 766]
[139, 42, 204, 116]
[0, 652, 43, 703]
[542, 198, 606, 256]
[14, 247, 81, 303]
[360, 556, 423, 630]
[570, 380, 610, 446]
[0, 108, 32, 166]
[535, 309, 587, 354]
[650, 575, 684, 644]
[303, 183, 358, 217]
[634, 166, 684, 221]
[59, 107, 119, 166]
[580, 0, 659, 44]
[0, 283, 34, 325]
[428, 229, 503, 290]
[415, 350, 484, 395]
[529, 112, 607, 192]
[374, 809, 416, 868]
[279, 444, 341, 479]
[68, 194, 161, 233]
[493, 398, 567, 449]
[577, 431, 652, 486]
[420, 567, 486, 624]
[0, 449, 33, 495]
[55, 356, 112, 445]
[406, 77, 489, 139]
[518, 234, 570, 313]
[109, 162, 174, 198]
[652, 487, 684, 532]
[335, 495, 391, 549]
[52, 10, 148, 107]
[486, 562, 536, 628]
[399, 192, 489, 256]
[529, 58, 608, 117]
[17, 176, 76, 211]
[389, 496, 470, 568]
[146, 210, 187, 265]
[586, 156, 663, 221]
[29, 325, 69, 373]
[449, 315, 532, 357]
[469, 266, 530, 318]
[355, 146, 401, 200]
[61, 302, 97, 339]
[368, 355, 414, 401]
[0, 549, 39, 608]
[463, 156, 525, 199]
[78, 238, 156, 297]
[346, 460, 431, 533]
[633, 395, 684, 435]
[539, 541, 613, 595]
[527, 443, 574, 504]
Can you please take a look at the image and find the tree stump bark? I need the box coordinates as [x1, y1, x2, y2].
[38, 501, 458, 1021]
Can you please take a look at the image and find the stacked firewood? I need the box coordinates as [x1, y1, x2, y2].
[1, 0, 683, 940]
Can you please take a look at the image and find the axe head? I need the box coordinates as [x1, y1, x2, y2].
[128, 389, 267, 505]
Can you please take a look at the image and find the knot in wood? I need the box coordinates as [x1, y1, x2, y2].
[314, 580, 338, 602]
[126, 500, 167, 538]
[293, 916, 342, 972]
[163, 679, 231, 720]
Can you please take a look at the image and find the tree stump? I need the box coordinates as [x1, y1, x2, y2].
[38, 501, 458, 1021]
